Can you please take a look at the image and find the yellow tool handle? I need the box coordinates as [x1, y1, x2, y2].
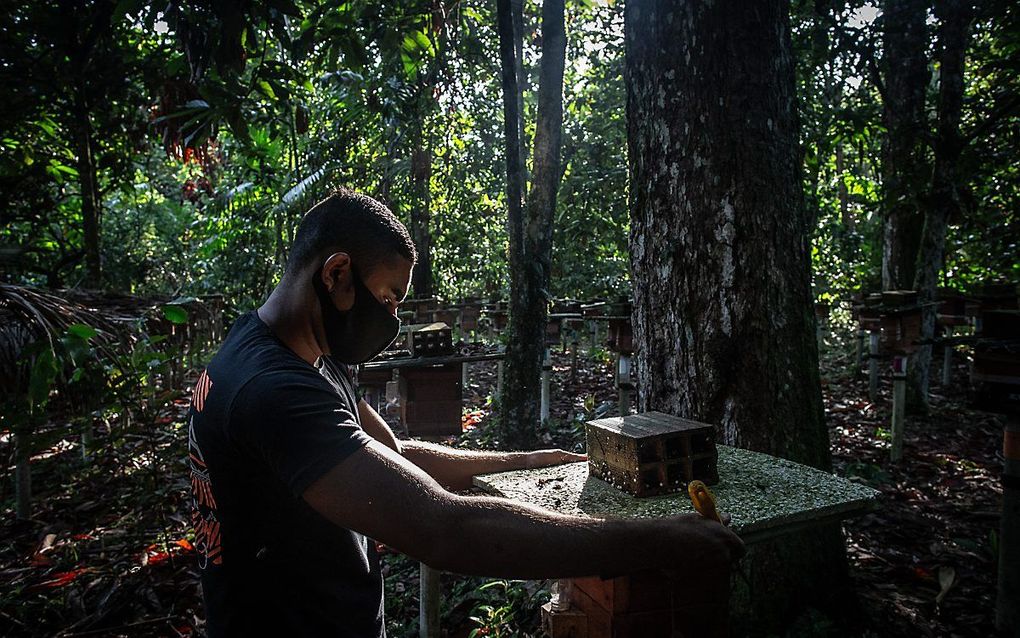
[687, 480, 722, 523]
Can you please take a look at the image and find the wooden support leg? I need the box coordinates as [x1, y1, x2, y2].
[856, 329, 866, 372]
[571, 340, 579, 384]
[419, 563, 440, 638]
[461, 361, 469, 389]
[496, 360, 504, 401]
[868, 332, 880, 403]
[618, 354, 632, 417]
[942, 326, 954, 387]
[81, 420, 93, 465]
[890, 355, 908, 461]
[998, 416, 1020, 635]
[14, 427, 31, 519]
[541, 348, 552, 423]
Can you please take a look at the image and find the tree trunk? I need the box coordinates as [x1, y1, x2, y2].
[410, 124, 433, 299]
[511, 0, 529, 178]
[496, 0, 530, 447]
[881, 0, 929, 290]
[498, 0, 565, 449]
[626, 0, 846, 631]
[908, 0, 971, 411]
[74, 79, 102, 288]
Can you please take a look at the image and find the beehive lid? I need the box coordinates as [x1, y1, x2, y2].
[474, 445, 879, 545]
[587, 412, 712, 439]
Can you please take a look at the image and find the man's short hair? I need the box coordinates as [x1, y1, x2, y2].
[287, 188, 417, 274]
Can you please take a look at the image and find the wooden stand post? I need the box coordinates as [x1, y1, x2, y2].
[571, 339, 579, 383]
[419, 563, 440, 638]
[868, 332, 880, 403]
[890, 355, 908, 461]
[496, 360, 504, 400]
[998, 416, 1020, 636]
[617, 354, 632, 417]
[856, 329, 866, 372]
[541, 348, 552, 423]
[942, 326, 954, 387]
[14, 428, 31, 519]
[81, 421, 93, 465]
[461, 361, 469, 389]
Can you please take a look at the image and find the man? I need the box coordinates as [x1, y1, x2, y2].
[188, 188, 743, 637]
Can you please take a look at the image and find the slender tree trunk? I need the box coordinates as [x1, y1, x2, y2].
[627, 0, 846, 630]
[74, 79, 102, 288]
[511, 0, 529, 178]
[881, 0, 929, 290]
[498, 0, 565, 449]
[410, 122, 433, 298]
[496, 0, 530, 447]
[908, 0, 971, 410]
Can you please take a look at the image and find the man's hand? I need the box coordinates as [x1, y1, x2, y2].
[525, 448, 586, 469]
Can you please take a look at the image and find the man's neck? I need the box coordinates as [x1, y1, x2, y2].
[257, 277, 325, 366]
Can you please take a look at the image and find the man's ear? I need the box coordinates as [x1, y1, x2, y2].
[320, 252, 352, 292]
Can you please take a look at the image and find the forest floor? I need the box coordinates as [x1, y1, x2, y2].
[0, 334, 1005, 637]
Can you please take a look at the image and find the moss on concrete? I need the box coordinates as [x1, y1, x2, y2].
[473, 445, 878, 543]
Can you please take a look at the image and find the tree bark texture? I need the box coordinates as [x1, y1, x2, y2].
[908, 0, 971, 411]
[626, 0, 846, 629]
[627, 0, 829, 470]
[881, 0, 930, 290]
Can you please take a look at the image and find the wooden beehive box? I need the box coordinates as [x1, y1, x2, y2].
[398, 363, 463, 436]
[458, 302, 481, 332]
[585, 412, 718, 498]
[814, 300, 831, 320]
[879, 290, 922, 354]
[972, 311, 1020, 414]
[858, 293, 883, 331]
[431, 307, 458, 327]
[936, 287, 968, 327]
[408, 322, 454, 357]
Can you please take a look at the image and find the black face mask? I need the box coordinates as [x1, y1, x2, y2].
[313, 264, 401, 364]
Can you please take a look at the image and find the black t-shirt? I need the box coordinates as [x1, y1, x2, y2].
[188, 311, 384, 637]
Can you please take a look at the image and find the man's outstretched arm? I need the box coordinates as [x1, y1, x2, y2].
[303, 440, 744, 580]
[357, 398, 582, 491]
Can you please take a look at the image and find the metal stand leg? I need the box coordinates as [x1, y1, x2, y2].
[496, 361, 504, 400]
[997, 416, 1020, 635]
[868, 332, 880, 403]
[419, 563, 440, 638]
[890, 355, 908, 461]
[461, 362, 469, 389]
[541, 348, 551, 423]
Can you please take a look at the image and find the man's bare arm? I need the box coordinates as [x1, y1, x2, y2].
[356, 398, 581, 490]
[303, 440, 744, 580]
[357, 398, 401, 453]
[401, 439, 583, 491]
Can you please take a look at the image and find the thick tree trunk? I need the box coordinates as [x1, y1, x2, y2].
[498, 0, 565, 449]
[627, 0, 846, 630]
[74, 80, 102, 288]
[881, 0, 929, 290]
[908, 0, 971, 411]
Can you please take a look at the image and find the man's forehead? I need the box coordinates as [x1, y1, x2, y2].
[370, 256, 413, 298]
